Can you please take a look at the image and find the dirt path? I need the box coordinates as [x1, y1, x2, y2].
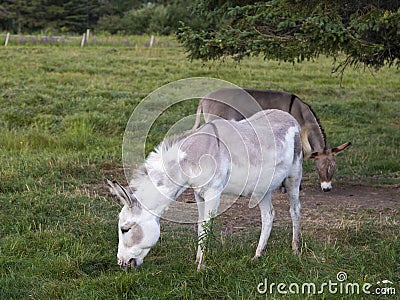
[171, 184, 399, 233]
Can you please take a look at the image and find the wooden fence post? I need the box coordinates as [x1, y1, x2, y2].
[81, 33, 86, 47]
[150, 35, 155, 48]
[5, 33, 10, 46]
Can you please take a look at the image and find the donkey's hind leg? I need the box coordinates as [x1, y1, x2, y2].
[253, 191, 275, 260]
[284, 176, 301, 255]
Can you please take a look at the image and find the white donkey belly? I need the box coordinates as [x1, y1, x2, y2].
[222, 155, 288, 197]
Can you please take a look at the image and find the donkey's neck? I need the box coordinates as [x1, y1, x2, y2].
[130, 135, 192, 216]
[298, 103, 329, 154]
[132, 173, 186, 217]
[132, 140, 189, 217]
[302, 124, 329, 154]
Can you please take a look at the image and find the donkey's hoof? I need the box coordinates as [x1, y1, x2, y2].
[292, 247, 300, 256]
[252, 254, 260, 261]
[280, 186, 287, 193]
[197, 263, 206, 271]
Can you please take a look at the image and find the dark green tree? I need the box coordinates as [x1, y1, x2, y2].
[96, 0, 207, 35]
[177, 0, 400, 72]
[0, 0, 33, 33]
[0, 0, 143, 33]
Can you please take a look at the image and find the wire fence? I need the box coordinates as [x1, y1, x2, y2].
[1, 31, 177, 48]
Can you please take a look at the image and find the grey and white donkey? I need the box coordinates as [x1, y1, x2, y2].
[192, 88, 351, 192]
[106, 109, 303, 270]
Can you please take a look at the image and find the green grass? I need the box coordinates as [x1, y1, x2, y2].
[0, 40, 399, 299]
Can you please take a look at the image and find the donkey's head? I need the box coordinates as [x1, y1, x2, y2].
[308, 142, 351, 192]
[105, 179, 160, 269]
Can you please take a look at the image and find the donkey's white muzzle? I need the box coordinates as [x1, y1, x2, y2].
[118, 258, 138, 270]
[321, 181, 332, 192]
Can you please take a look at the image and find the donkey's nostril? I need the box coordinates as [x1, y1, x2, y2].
[128, 258, 137, 269]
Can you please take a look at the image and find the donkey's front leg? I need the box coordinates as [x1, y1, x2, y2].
[195, 191, 220, 271]
[253, 192, 274, 260]
[194, 192, 205, 266]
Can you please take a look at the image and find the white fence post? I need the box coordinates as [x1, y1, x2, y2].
[86, 29, 90, 41]
[81, 33, 86, 47]
[5, 33, 10, 46]
[150, 35, 155, 48]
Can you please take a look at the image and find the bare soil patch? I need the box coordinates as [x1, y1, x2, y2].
[173, 184, 399, 234]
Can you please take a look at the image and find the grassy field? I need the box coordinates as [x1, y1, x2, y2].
[0, 38, 399, 299]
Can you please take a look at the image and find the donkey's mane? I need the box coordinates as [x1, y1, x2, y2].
[128, 131, 193, 205]
[132, 131, 192, 181]
[296, 96, 328, 150]
[157, 130, 193, 153]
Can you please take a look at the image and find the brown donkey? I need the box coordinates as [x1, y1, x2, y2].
[192, 88, 351, 192]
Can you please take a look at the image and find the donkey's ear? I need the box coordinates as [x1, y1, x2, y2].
[105, 179, 133, 207]
[332, 142, 351, 155]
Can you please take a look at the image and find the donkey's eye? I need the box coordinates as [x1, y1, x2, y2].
[121, 227, 131, 234]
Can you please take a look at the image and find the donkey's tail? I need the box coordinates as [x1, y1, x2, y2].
[300, 128, 312, 158]
[191, 100, 203, 131]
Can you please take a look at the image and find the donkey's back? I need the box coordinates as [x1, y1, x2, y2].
[193, 88, 300, 128]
